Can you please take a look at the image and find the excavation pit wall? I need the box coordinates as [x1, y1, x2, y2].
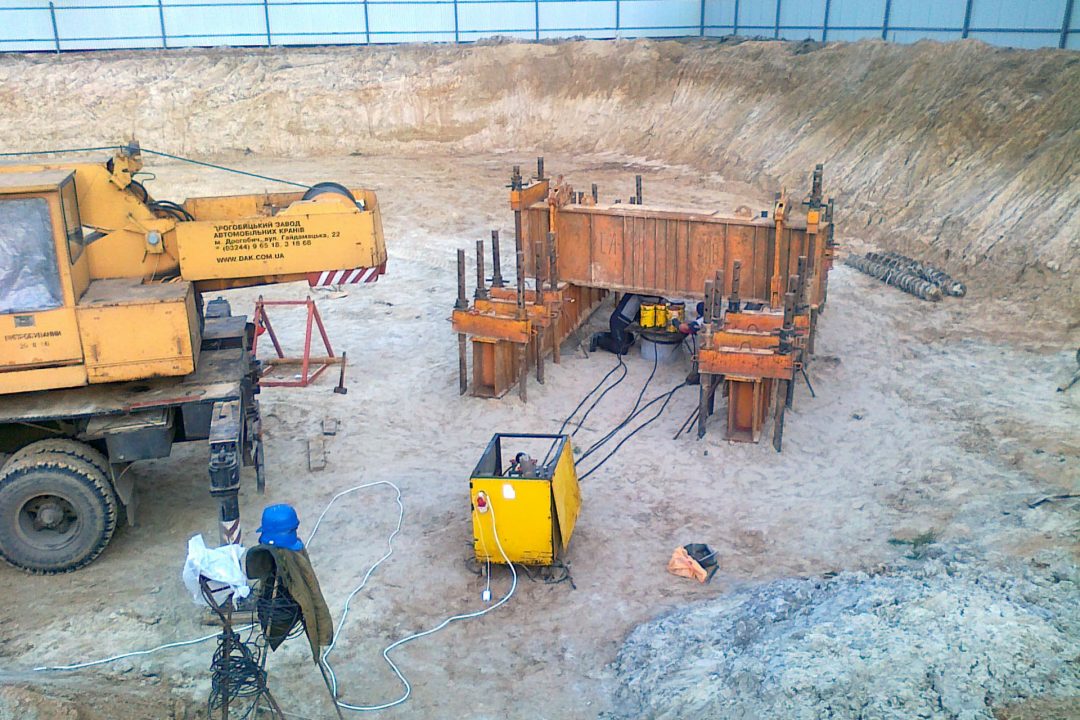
[0, 37, 1077, 331]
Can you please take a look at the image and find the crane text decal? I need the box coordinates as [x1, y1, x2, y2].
[211, 219, 332, 263]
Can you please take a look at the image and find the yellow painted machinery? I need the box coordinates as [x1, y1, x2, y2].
[470, 433, 581, 566]
[0, 143, 386, 573]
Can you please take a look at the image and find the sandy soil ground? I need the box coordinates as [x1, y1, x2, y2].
[0, 151, 1075, 719]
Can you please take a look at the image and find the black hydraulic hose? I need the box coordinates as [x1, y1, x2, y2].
[578, 382, 687, 481]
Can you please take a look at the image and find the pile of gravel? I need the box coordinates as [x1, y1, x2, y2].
[611, 550, 1079, 719]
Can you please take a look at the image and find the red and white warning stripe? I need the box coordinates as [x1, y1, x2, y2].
[307, 262, 386, 287]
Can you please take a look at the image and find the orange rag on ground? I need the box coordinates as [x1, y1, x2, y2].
[667, 546, 709, 583]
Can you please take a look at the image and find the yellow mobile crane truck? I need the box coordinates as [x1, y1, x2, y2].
[0, 143, 386, 573]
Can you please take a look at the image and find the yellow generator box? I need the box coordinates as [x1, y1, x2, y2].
[76, 279, 201, 384]
[470, 433, 581, 566]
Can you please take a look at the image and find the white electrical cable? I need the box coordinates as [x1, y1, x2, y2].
[31, 627, 253, 672]
[322, 498, 517, 712]
[28, 479, 519, 717]
[29, 481, 402, 674]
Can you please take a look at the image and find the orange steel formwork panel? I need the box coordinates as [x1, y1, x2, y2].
[451, 223, 606, 400]
[519, 203, 831, 310]
[451, 160, 835, 447]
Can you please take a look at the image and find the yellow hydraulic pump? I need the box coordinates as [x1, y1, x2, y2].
[0, 143, 386, 394]
[470, 433, 581, 566]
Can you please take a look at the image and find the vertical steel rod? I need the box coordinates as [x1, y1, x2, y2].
[363, 0, 370, 44]
[534, 232, 545, 384]
[881, 0, 892, 40]
[591, 183, 598, 203]
[547, 231, 558, 291]
[475, 239, 488, 300]
[961, 0, 974, 38]
[635, 174, 642, 205]
[699, 0, 706, 36]
[615, 0, 620, 37]
[697, 375, 711, 439]
[733, 0, 740, 35]
[534, 0, 540, 40]
[821, 0, 831, 42]
[455, 249, 468, 310]
[515, 239, 527, 402]
[453, 0, 459, 43]
[456, 249, 468, 396]
[774, 0, 782, 38]
[728, 260, 742, 313]
[547, 231, 560, 364]
[490, 230, 504, 287]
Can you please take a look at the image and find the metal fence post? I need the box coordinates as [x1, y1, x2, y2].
[1062, 0, 1075, 48]
[157, 0, 168, 48]
[453, 0, 459, 43]
[615, 0, 620, 38]
[822, 0, 831, 42]
[48, 1, 60, 54]
[363, 0, 370, 44]
[961, 0, 974, 38]
[881, 0, 892, 40]
[262, 0, 271, 45]
[699, 0, 706, 36]
[534, 0, 539, 40]
[732, 0, 739, 36]
[774, 0, 782, 38]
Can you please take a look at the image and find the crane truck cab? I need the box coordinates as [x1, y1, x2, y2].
[0, 146, 386, 573]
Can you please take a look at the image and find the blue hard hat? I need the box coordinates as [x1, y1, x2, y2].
[257, 504, 304, 551]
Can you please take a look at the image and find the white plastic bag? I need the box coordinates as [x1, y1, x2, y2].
[181, 534, 250, 607]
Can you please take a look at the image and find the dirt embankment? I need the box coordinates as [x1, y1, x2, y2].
[0, 39, 1077, 320]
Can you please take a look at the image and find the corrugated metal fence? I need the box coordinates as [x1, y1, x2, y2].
[1, 0, 1076, 53]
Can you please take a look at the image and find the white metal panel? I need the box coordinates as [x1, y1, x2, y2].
[540, 0, 616, 32]
[969, 29, 1061, 48]
[780, 0, 823, 28]
[618, 0, 699, 30]
[0, 0, 1075, 51]
[166, 32, 268, 47]
[888, 29, 962, 43]
[0, 6, 54, 51]
[828, 0, 885, 28]
[367, 1, 454, 39]
[735, 0, 776, 30]
[970, 0, 1065, 31]
[459, 0, 533, 33]
[268, 4, 368, 38]
[704, 0, 735, 27]
[55, 6, 161, 42]
[163, 5, 267, 41]
[778, 25, 818, 40]
[825, 28, 880, 40]
[888, 0, 966, 29]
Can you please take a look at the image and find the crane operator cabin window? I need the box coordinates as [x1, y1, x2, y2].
[0, 198, 64, 314]
[59, 178, 85, 263]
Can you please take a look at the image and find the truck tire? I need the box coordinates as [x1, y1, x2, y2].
[0, 452, 118, 574]
[6, 439, 124, 524]
[8, 438, 112, 482]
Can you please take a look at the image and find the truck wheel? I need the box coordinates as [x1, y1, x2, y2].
[0, 452, 118, 574]
[8, 438, 112, 481]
